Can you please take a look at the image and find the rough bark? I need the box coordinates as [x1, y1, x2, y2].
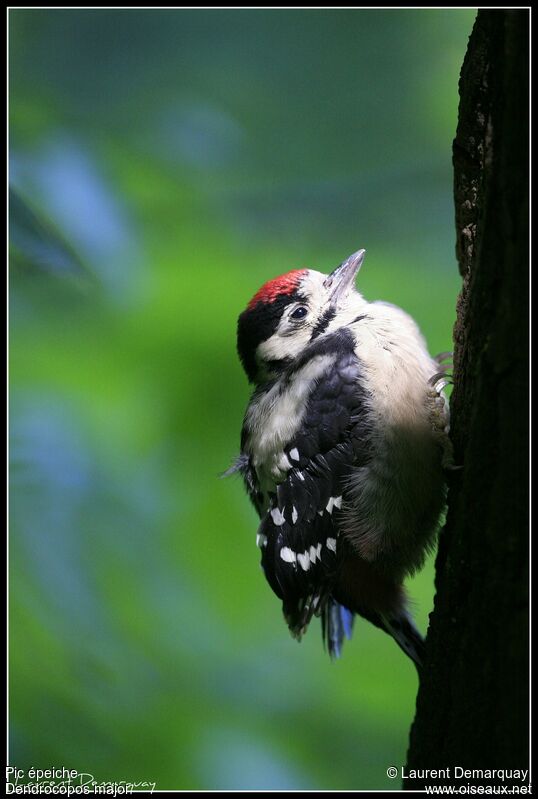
[405, 10, 529, 787]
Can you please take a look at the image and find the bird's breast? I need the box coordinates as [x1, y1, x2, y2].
[243, 353, 336, 492]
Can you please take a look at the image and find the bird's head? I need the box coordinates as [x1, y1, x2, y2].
[237, 249, 366, 384]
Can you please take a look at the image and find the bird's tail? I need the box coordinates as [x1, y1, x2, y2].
[320, 597, 355, 659]
[283, 593, 355, 658]
[285, 594, 424, 667]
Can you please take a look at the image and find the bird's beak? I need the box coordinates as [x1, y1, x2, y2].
[323, 249, 365, 304]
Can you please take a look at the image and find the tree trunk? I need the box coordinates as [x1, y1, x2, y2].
[405, 10, 529, 788]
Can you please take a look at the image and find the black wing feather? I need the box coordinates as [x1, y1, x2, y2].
[254, 332, 373, 642]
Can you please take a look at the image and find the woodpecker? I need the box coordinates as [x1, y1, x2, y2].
[229, 249, 451, 668]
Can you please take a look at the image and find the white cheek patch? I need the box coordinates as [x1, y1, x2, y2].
[257, 326, 311, 364]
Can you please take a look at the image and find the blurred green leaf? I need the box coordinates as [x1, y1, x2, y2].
[9, 187, 97, 291]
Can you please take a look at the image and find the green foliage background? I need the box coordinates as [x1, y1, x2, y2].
[9, 9, 474, 791]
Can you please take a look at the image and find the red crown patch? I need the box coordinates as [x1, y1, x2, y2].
[247, 269, 307, 310]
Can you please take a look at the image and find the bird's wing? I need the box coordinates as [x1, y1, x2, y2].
[257, 340, 372, 640]
[223, 451, 265, 518]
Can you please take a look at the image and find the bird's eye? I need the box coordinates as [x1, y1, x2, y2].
[290, 306, 308, 320]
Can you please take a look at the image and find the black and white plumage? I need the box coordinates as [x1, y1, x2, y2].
[230, 249, 451, 667]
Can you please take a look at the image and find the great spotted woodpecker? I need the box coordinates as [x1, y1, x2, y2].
[229, 249, 451, 668]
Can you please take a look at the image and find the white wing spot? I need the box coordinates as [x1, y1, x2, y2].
[256, 533, 268, 548]
[280, 547, 296, 563]
[296, 471, 305, 481]
[326, 537, 337, 553]
[309, 543, 322, 564]
[317, 510, 324, 517]
[297, 552, 310, 571]
[271, 507, 286, 526]
[326, 496, 342, 514]
[291, 506, 298, 524]
[289, 447, 300, 462]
